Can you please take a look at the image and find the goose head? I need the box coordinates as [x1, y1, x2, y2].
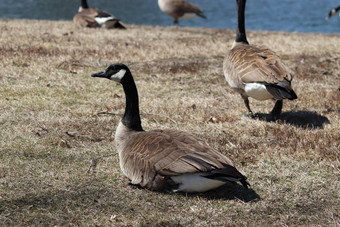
[91, 63, 130, 83]
[92, 63, 143, 132]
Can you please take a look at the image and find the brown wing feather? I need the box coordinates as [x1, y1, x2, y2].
[225, 43, 293, 86]
[166, 0, 204, 17]
[73, 9, 100, 28]
[176, 1, 204, 16]
[120, 129, 233, 188]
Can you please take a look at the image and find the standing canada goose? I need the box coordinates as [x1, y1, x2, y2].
[158, 0, 206, 25]
[92, 63, 250, 192]
[326, 5, 340, 20]
[73, 0, 126, 29]
[223, 0, 297, 119]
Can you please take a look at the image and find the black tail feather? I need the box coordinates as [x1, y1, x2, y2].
[203, 164, 250, 189]
[266, 84, 297, 100]
[197, 12, 207, 19]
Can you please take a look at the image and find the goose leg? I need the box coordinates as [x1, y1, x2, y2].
[174, 18, 179, 25]
[270, 100, 283, 120]
[244, 98, 254, 117]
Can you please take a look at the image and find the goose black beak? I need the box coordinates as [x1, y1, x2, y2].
[91, 70, 108, 79]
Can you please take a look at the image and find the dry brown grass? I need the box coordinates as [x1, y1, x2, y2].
[0, 19, 339, 226]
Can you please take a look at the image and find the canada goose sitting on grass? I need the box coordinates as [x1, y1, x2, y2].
[326, 5, 340, 20]
[158, 0, 206, 25]
[92, 63, 250, 192]
[73, 0, 126, 29]
[223, 0, 297, 120]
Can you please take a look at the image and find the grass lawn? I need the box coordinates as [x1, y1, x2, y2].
[0, 19, 339, 226]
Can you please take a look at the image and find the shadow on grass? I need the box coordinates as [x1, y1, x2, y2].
[0, 182, 259, 225]
[0, 186, 131, 225]
[127, 181, 260, 202]
[182, 182, 260, 202]
[0, 183, 259, 225]
[254, 111, 330, 129]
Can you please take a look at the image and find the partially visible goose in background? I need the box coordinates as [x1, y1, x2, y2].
[73, 0, 126, 29]
[158, 0, 206, 25]
[223, 0, 297, 120]
[326, 5, 340, 20]
[92, 63, 250, 192]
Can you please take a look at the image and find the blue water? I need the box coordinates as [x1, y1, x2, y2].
[0, 0, 339, 34]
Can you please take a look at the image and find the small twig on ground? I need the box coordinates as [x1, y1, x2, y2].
[66, 131, 77, 137]
[66, 131, 104, 142]
[87, 154, 115, 174]
[34, 126, 49, 137]
[96, 111, 123, 117]
[60, 139, 72, 148]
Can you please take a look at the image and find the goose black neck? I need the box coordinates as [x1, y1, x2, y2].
[81, 0, 89, 9]
[235, 0, 248, 44]
[121, 71, 143, 131]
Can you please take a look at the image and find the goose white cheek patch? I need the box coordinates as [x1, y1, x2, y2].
[110, 69, 126, 82]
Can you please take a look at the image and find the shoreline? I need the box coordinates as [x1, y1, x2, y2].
[1, 18, 339, 35]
